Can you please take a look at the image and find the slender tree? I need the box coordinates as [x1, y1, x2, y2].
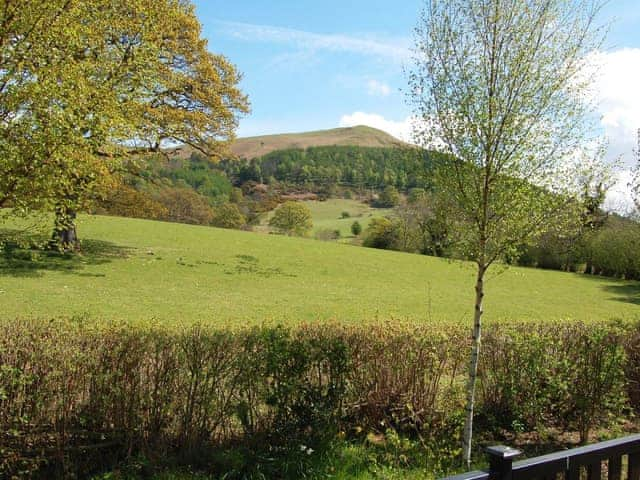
[409, 0, 605, 466]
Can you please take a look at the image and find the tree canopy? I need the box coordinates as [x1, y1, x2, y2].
[0, 0, 249, 222]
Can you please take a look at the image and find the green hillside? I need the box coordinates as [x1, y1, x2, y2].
[0, 214, 638, 326]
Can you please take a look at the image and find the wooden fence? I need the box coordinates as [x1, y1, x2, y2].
[442, 434, 640, 480]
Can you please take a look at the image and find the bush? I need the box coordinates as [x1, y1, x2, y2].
[269, 201, 313, 236]
[0, 319, 636, 478]
[94, 183, 169, 220]
[351, 221, 362, 236]
[152, 187, 215, 225]
[341, 211, 351, 219]
[480, 322, 628, 443]
[375, 186, 401, 208]
[363, 217, 397, 249]
[212, 203, 246, 229]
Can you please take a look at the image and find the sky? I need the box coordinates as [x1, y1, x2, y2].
[194, 0, 640, 211]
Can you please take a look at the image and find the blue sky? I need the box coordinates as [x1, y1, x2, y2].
[194, 0, 640, 210]
[194, 0, 420, 137]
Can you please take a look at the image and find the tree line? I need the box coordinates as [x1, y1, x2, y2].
[220, 145, 445, 192]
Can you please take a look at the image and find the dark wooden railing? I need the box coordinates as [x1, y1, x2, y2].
[442, 434, 640, 480]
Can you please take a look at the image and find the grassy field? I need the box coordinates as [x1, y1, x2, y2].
[258, 198, 392, 239]
[0, 213, 638, 326]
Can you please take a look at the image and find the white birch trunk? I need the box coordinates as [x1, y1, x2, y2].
[462, 262, 486, 467]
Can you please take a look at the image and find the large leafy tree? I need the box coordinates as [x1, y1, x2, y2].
[410, 0, 604, 465]
[0, 0, 249, 247]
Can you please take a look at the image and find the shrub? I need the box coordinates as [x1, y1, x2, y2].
[269, 201, 313, 236]
[363, 217, 397, 249]
[0, 319, 636, 478]
[212, 203, 246, 229]
[375, 186, 401, 208]
[94, 183, 169, 220]
[152, 187, 215, 225]
[351, 220, 362, 236]
[479, 322, 629, 443]
[341, 211, 351, 219]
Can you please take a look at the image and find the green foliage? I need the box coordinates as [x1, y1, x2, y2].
[375, 186, 401, 208]
[93, 183, 169, 221]
[211, 203, 246, 230]
[351, 221, 362, 237]
[1, 319, 637, 478]
[586, 216, 640, 280]
[221, 145, 438, 192]
[269, 201, 313, 236]
[363, 217, 398, 250]
[0, 0, 248, 229]
[152, 188, 215, 225]
[480, 323, 628, 443]
[159, 154, 233, 203]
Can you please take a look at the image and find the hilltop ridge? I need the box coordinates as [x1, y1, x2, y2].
[230, 125, 409, 159]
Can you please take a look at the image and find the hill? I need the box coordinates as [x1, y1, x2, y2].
[231, 125, 409, 159]
[1, 214, 638, 326]
[169, 125, 409, 160]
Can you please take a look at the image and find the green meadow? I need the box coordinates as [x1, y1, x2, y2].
[303, 199, 393, 239]
[1, 213, 638, 326]
[256, 198, 392, 239]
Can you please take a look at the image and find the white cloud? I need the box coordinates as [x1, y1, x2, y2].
[587, 49, 640, 164]
[585, 48, 640, 213]
[214, 21, 410, 63]
[603, 169, 637, 215]
[366, 80, 392, 97]
[338, 112, 415, 142]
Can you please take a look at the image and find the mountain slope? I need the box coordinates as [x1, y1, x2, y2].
[231, 125, 409, 159]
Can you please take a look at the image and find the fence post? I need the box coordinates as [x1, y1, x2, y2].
[486, 445, 522, 480]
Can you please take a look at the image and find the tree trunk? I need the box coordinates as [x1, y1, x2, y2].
[462, 262, 486, 467]
[51, 206, 79, 252]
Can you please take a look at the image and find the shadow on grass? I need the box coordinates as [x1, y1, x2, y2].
[579, 274, 640, 306]
[600, 283, 640, 305]
[0, 229, 132, 278]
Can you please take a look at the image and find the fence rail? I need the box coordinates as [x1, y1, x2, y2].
[442, 434, 640, 480]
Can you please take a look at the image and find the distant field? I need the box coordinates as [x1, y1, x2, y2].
[0, 214, 638, 326]
[258, 199, 392, 240]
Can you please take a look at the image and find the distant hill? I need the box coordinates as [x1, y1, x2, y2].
[167, 125, 410, 160]
[231, 125, 408, 159]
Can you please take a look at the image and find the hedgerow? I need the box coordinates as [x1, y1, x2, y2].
[0, 318, 637, 478]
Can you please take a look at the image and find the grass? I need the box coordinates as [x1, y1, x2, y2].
[258, 198, 392, 239]
[95, 442, 440, 480]
[0, 213, 639, 326]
